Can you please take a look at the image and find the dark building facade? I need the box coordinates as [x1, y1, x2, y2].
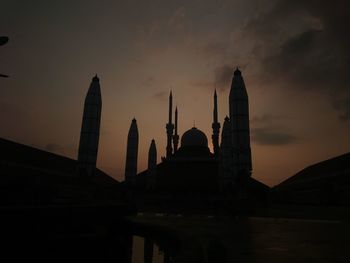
[272, 152, 350, 206]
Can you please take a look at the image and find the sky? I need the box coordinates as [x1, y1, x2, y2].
[1, 0, 349, 186]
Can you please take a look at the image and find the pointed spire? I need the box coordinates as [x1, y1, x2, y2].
[147, 139, 157, 189]
[234, 66, 241, 76]
[213, 89, 218, 123]
[212, 89, 220, 156]
[168, 90, 173, 124]
[229, 68, 252, 178]
[175, 106, 178, 135]
[77, 75, 102, 176]
[166, 90, 174, 158]
[92, 74, 99, 82]
[125, 118, 139, 185]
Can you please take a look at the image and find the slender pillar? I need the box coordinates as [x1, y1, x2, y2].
[229, 68, 252, 178]
[77, 75, 102, 176]
[125, 118, 139, 184]
[147, 139, 157, 189]
[166, 91, 174, 158]
[212, 89, 221, 156]
[173, 107, 179, 153]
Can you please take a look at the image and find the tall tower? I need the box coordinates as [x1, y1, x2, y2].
[173, 107, 179, 153]
[147, 139, 157, 189]
[166, 91, 174, 159]
[125, 118, 139, 184]
[77, 75, 102, 176]
[219, 116, 233, 189]
[229, 68, 252, 178]
[212, 89, 221, 156]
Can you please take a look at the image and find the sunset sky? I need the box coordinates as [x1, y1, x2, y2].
[1, 0, 349, 186]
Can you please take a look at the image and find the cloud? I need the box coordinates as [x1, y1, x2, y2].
[214, 64, 233, 91]
[251, 113, 297, 145]
[168, 6, 186, 32]
[189, 79, 213, 90]
[152, 91, 167, 101]
[251, 114, 294, 125]
[244, 0, 350, 120]
[142, 76, 156, 87]
[198, 42, 227, 59]
[252, 127, 297, 146]
[332, 97, 350, 121]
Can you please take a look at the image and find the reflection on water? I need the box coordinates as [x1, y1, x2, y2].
[5, 215, 348, 263]
[132, 235, 166, 263]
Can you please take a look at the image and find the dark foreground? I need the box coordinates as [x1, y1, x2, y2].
[131, 213, 350, 263]
[2, 205, 350, 263]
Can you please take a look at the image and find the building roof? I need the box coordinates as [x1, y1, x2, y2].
[181, 127, 208, 148]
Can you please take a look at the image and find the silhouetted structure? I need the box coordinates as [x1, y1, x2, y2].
[166, 91, 174, 158]
[212, 89, 221, 157]
[0, 36, 9, 78]
[77, 75, 102, 176]
[219, 116, 233, 190]
[147, 139, 157, 189]
[272, 152, 350, 205]
[125, 118, 139, 185]
[0, 36, 9, 46]
[124, 69, 269, 213]
[0, 137, 123, 206]
[229, 68, 252, 179]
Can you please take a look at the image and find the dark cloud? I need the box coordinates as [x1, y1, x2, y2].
[168, 6, 186, 32]
[332, 97, 350, 121]
[142, 76, 156, 87]
[152, 91, 167, 101]
[251, 114, 292, 125]
[252, 127, 297, 146]
[251, 113, 297, 145]
[214, 64, 233, 91]
[45, 143, 63, 152]
[189, 79, 213, 90]
[198, 42, 227, 58]
[246, 0, 350, 120]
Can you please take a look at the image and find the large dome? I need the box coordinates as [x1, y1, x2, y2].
[181, 127, 208, 148]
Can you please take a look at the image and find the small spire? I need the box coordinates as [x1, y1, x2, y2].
[92, 74, 99, 81]
[234, 67, 241, 76]
[214, 89, 217, 96]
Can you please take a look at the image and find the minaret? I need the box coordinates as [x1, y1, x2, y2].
[212, 89, 221, 156]
[173, 106, 179, 153]
[125, 118, 139, 184]
[166, 91, 174, 158]
[219, 116, 233, 190]
[77, 75, 102, 176]
[147, 139, 157, 189]
[229, 68, 252, 178]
